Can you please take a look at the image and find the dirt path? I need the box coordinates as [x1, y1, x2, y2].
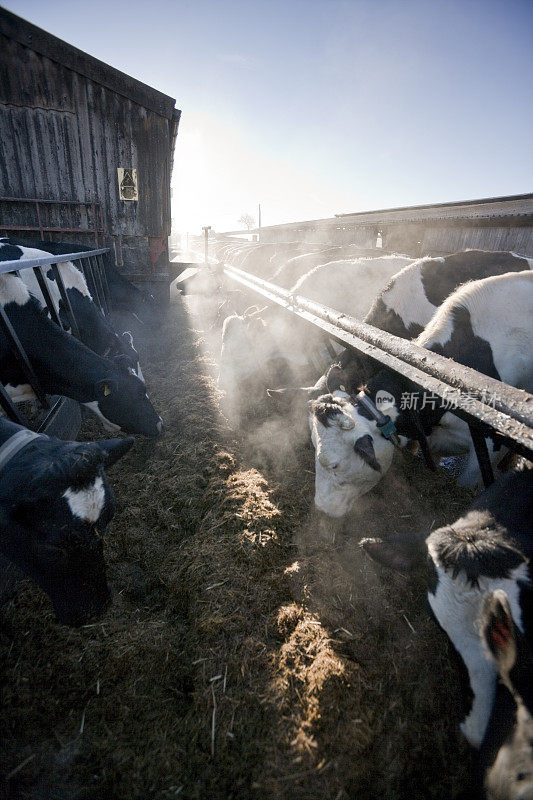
[1, 297, 476, 799]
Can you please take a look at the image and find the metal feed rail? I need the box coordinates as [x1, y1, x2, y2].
[0, 248, 111, 430]
[223, 264, 533, 484]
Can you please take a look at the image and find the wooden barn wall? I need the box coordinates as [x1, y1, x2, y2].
[0, 34, 172, 276]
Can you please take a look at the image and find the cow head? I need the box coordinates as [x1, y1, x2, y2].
[309, 392, 395, 517]
[84, 370, 163, 437]
[69, 296, 142, 377]
[0, 436, 134, 626]
[218, 308, 273, 393]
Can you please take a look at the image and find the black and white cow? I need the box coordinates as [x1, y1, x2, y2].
[219, 255, 412, 401]
[479, 590, 533, 799]
[309, 270, 533, 516]
[4, 239, 159, 325]
[0, 417, 134, 625]
[0, 272, 163, 436]
[269, 250, 533, 404]
[361, 465, 533, 750]
[268, 244, 383, 289]
[0, 240, 143, 379]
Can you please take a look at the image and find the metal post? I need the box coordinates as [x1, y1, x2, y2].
[50, 264, 80, 338]
[0, 305, 49, 407]
[258, 204, 262, 229]
[202, 226, 211, 264]
[0, 381, 25, 423]
[96, 253, 112, 312]
[468, 424, 495, 487]
[89, 255, 109, 315]
[29, 267, 62, 327]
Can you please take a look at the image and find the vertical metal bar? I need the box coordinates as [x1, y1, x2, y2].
[50, 263, 80, 339]
[90, 255, 108, 314]
[96, 253, 112, 312]
[405, 409, 437, 471]
[203, 226, 211, 263]
[0, 305, 49, 407]
[0, 381, 25, 423]
[76, 257, 98, 302]
[36, 200, 44, 241]
[30, 267, 62, 327]
[469, 424, 495, 487]
[92, 202, 98, 247]
[80, 256, 103, 310]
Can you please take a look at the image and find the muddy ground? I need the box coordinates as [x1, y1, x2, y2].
[1, 294, 478, 799]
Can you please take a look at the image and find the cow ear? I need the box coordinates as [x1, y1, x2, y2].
[354, 434, 381, 472]
[121, 331, 134, 347]
[481, 590, 516, 673]
[28, 444, 104, 494]
[360, 536, 419, 574]
[326, 365, 348, 393]
[96, 436, 135, 468]
[96, 378, 119, 398]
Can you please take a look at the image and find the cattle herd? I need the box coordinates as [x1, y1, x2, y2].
[0, 237, 162, 627]
[212, 238, 533, 798]
[1, 234, 533, 798]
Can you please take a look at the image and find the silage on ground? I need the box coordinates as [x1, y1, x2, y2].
[1, 295, 476, 799]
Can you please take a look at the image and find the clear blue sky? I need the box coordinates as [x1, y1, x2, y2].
[4, 0, 533, 232]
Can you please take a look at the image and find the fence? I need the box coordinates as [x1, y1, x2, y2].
[0, 247, 110, 436]
[223, 264, 533, 487]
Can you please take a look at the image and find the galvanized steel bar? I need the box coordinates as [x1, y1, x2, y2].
[0, 304, 49, 407]
[96, 253, 112, 311]
[0, 249, 109, 275]
[30, 266, 62, 327]
[223, 264, 533, 455]
[90, 255, 108, 314]
[76, 256, 99, 304]
[0, 381, 25, 423]
[50, 263, 80, 338]
[469, 424, 496, 487]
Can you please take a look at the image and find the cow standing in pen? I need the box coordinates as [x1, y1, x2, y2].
[269, 249, 533, 403]
[308, 270, 533, 516]
[0, 240, 143, 378]
[0, 271, 163, 436]
[218, 254, 413, 414]
[361, 466, 533, 781]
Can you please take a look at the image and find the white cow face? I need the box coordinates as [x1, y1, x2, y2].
[309, 392, 395, 517]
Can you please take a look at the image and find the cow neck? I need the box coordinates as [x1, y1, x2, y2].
[5, 297, 115, 401]
[0, 428, 41, 473]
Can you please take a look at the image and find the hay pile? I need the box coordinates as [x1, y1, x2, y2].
[1, 295, 477, 799]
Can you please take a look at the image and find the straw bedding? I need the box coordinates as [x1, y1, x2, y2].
[1, 295, 478, 799]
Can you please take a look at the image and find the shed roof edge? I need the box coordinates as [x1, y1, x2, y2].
[0, 6, 179, 119]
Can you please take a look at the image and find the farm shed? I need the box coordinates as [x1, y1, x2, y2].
[223, 193, 533, 258]
[0, 7, 180, 300]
